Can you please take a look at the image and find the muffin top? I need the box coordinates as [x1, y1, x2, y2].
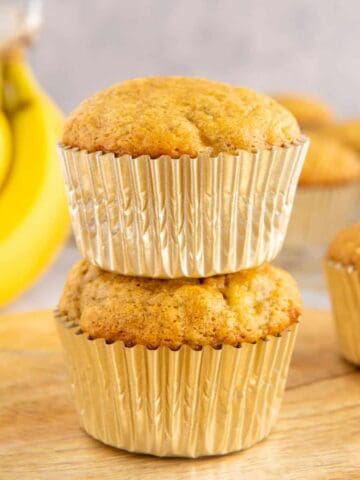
[321, 119, 360, 153]
[273, 93, 334, 128]
[327, 223, 360, 270]
[299, 130, 360, 186]
[59, 260, 301, 349]
[63, 76, 301, 158]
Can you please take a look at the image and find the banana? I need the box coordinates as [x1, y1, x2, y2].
[0, 111, 11, 190]
[0, 61, 11, 190]
[0, 57, 70, 307]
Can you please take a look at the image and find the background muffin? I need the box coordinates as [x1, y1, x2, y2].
[325, 223, 360, 365]
[321, 119, 360, 154]
[328, 223, 360, 269]
[59, 76, 309, 278]
[281, 130, 360, 250]
[57, 259, 301, 457]
[299, 130, 360, 186]
[273, 93, 335, 129]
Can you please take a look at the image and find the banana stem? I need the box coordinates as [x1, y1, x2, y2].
[3, 54, 40, 115]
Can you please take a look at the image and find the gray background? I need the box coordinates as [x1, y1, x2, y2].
[30, 0, 360, 117]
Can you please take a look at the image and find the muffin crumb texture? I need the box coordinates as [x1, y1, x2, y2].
[63, 76, 301, 158]
[59, 260, 301, 348]
[328, 223, 360, 270]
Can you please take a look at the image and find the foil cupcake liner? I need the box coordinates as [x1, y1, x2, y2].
[325, 260, 360, 365]
[58, 140, 308, 278]
[285, 182, 360, 249]
[56, 312, 299, 458]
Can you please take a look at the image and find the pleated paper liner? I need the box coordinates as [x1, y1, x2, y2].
[285, 181, 360, 249]
[325, 260, 360, 365]
[58, 139, 309, 278]
[56, 312, 299, 458]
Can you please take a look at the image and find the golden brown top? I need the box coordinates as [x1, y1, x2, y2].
[327, 223, 360, 270]
[59, 260, 301, 348]
[321, 119, 360, 153]
[299, 130, 360, 186]
[273, 93, 334, 128]
[63, 76, 301, 158]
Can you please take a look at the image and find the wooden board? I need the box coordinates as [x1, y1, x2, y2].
[0, 309, 359, 480]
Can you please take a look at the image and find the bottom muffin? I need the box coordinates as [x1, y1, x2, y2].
[325, 224, 360, 365]
[57, 260, 301, 457]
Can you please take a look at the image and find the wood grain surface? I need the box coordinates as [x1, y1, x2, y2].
[0, 309, 359, 480]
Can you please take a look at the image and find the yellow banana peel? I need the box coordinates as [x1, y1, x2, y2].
[0, 57, 70, 307]
[0, 111, 11, 190]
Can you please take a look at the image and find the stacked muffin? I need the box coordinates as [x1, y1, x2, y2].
[56, 77, 309, 457]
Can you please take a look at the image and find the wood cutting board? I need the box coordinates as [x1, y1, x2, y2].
[0, 309, 359, 480]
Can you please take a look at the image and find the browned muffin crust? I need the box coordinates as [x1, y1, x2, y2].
[273, 93, 334, 128]
[63, 76, 301, 158]
[327, 223, 360, 271]
[299, 130, 360, 186]
[59, 260, 302, 348]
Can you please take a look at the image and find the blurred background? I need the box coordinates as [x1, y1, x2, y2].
[3, 0, 360, 311]
[32, 0, 360, 116]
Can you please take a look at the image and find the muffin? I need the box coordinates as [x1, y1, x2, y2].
[325, 223, 360, 365]
[321, 119, 360, 153]
[57, 259, 301, 457]
[273, 93, 335, 129]
[59, 76, 309, 278]
[284, 130, 360, 248]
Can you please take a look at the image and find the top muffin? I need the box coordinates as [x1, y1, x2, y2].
[63, 76, 301, 158]
[273, 93, 334, 128]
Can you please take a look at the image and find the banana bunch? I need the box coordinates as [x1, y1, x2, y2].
[0, 55, 70, 307]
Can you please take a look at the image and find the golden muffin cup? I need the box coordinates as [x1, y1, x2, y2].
[59, 77, 308, 278]
[57, 261, 301, 457]
[325, 224, 360, 365]
[283, 130, 360, 249]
